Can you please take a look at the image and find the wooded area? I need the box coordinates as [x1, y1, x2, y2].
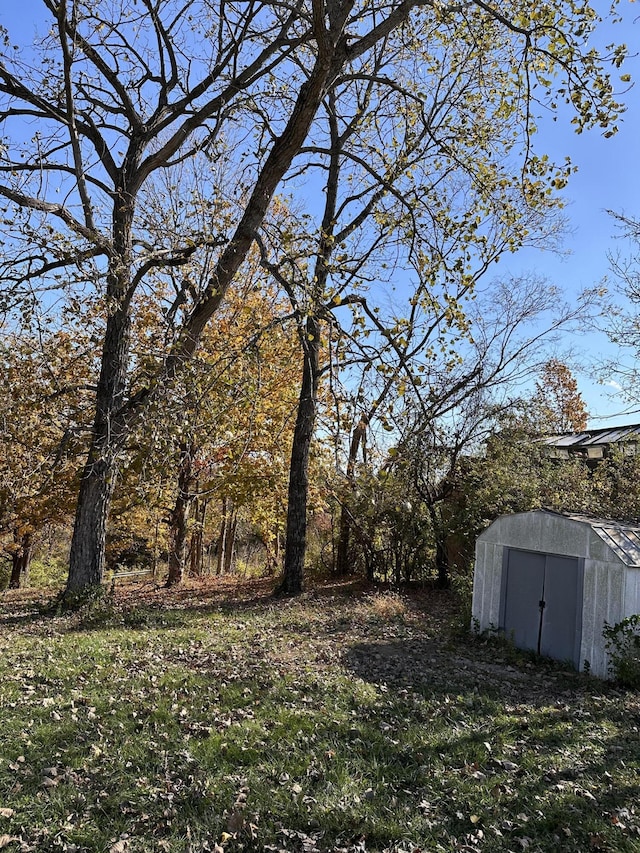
[0, 0, 637, 601]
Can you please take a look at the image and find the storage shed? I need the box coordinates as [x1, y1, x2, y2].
[472, 510, 640, 678]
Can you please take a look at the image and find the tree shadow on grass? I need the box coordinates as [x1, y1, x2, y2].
[341, 637, 640, 851]
[342, 635, 585, 701]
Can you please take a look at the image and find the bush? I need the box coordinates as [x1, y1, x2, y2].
[366, 590, 407, 620]
[0, 558, 10, 591]
[28, 556, 68, 588]
[451, 566, 475, 635]
[603, 614, 640, 687]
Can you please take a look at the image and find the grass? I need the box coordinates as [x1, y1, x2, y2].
[0, 579, 639, 852]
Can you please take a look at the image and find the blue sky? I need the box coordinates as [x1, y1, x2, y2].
[497, 1, 640, 426]
[2, 0, 639, 427]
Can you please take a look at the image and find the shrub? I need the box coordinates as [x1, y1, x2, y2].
[28, 556, 68, 588]
[360, 590, 407, 621]
[0, 558, 10, 591]
[603, 614, 640, 687]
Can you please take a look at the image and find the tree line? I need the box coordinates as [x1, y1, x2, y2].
[0, 0, 634, 600]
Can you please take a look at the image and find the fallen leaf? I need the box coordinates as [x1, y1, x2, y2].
[0, 837, 17, 850]
[227, 809, 245, 833]
[0, 811, 13, 820]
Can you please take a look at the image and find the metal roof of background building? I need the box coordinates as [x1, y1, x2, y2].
[542, 424, 640, 449]
[540, 423, 640, 461]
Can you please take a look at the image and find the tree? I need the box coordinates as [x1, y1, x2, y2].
[457, 413, 589, 538]
[603, 213, 640, 405]
[258, 5, 625, 593]
[332, 460, 431, 584]
[532, 358, 588, 433]
[102, 261, 300, 586]
[336, 274, 595, 586]
[0, 322, 94, 586]
[157, 279, 299, 586]
[0, 0, 625, 599]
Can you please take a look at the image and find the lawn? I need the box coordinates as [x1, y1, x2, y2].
[0, 579, 639, 852]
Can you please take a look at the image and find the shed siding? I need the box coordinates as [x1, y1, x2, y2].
[471, 541, 487, 627]
[623, 567, 640, 617]
[472, 541, 503, 629]
[584, 561, 612, 677]
[580, 562, 598, 672]
[606, 562, 625, 626]
[585, 530, 611, 563]
[536, 516, 582, 558]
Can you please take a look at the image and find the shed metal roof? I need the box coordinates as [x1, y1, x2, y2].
[561, 512, 640, 567]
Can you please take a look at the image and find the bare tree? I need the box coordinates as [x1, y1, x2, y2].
[338, 274, 595, 584]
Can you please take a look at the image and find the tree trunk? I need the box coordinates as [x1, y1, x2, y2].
[274, 525, 280, 568]
[265, 525, 281, 575]
[166, 494, 190, 587]
[217, 497, 229, 576]
[428, 504, 450, 589]
[166, 445, 196, 587]
[9, 530, 34, 589]
[435, 537, 450, 589]
[216, 499, 237, 575]
[365, 550, 375, 582]
[223, 509, 238, 574]
[277, 318, 320, 595]
[67, 454, 118, 593]
[152, 507, 161, 579]
[189, 497, 207, 577]
[394, 544, 402, 587]
[335, 416, 369, 576]
[66, 203, 134, 598]
[335, 507, 352, 577]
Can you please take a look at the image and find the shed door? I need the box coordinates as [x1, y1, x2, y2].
[503, 550, 545, 655]
[502, 549, 581, 667]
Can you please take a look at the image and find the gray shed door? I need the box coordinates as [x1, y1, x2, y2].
[502, 548, 582, 667]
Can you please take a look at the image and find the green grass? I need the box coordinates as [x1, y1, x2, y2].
[0, 582, 639, 852]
